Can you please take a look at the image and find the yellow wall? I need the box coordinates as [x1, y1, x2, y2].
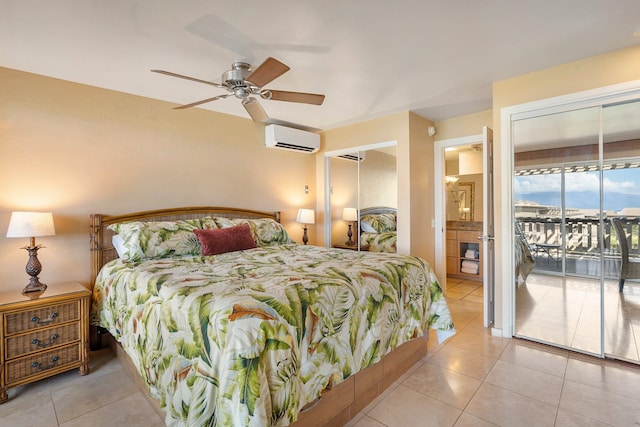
[408, 113, 436, 263]
[360, 150, 397, 209]
[435, 109, 493, 141]
[0, 67, 316, 291]
[491, 44, 640, 330]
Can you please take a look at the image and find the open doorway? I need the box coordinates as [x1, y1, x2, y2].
[435, 128, 494, 327]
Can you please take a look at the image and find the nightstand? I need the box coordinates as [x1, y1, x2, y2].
[333, 243, 370, 251]
[0, 282, 91, 403]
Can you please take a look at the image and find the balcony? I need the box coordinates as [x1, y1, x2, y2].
[518, 216, 640, 277]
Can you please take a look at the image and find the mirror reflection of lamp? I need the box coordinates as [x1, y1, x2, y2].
[342, 207, 358, 246]
[296, 209, 315, 245]
[6, 211, 56, 294]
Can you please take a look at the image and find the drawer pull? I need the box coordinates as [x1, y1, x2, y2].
[31, 356, 59, 371]
[31, 312, 58, 325]
[31, 334, 60, 348]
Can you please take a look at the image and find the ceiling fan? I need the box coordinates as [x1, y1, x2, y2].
[151, 57, 325, 122]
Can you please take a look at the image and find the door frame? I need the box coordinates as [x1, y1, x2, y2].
[434, 134, 483, 295]
[498, 79, 640, 339]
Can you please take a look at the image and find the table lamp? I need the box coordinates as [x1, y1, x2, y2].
[342, 207, 358, 246]
[296, 208, 315, 245]
[6, 211, 56, 293]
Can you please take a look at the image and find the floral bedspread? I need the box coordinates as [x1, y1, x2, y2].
[361, 231, 397, 253]
[91, 244, 454, 426]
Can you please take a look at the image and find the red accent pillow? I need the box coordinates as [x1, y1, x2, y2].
[193, 224, 257, 256]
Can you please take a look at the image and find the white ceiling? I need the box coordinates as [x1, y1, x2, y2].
[2, 1, 640, 131]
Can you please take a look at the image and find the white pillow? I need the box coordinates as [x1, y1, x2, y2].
[112, 234, 126, 259]
[360, 222, 378, 233]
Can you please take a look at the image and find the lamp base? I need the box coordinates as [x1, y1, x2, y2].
[22, 245, 48, 294]
[23, 278, 47, 294]
[345, 223, 355, 246]
[302, 226, 309, 245]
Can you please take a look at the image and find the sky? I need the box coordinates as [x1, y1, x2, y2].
[515, 168, 640, 195]
[514, 167, 640, 211]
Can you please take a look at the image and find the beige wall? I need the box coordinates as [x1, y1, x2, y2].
[408, 113, 435, 263]
[491, 44, 640, 330]
[0, 67, 317, 291]
[360, 150, 397, 209]
[435, 110, 492, 141]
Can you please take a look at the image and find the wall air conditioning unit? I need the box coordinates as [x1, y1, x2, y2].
[337, 151, 366, 162]
[265, 124, 320, 153]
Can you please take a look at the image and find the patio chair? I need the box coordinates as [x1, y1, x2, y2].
[610, 218, 640, 292]
[515, 220, 536, 283]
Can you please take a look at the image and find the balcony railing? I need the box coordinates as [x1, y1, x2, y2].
[518, 216, 639, 254]
[517, 216, 640, 276]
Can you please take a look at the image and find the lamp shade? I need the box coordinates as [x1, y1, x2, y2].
[342, 207, 358, 222]
[6, 212, 56, 238]
[296, 208, 315, 224]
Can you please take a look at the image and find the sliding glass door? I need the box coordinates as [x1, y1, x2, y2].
[513, 98, 640, 363]
[513, 107, 603, 355]
[602, 100, 640, 362]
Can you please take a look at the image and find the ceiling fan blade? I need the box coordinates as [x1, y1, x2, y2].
[268, 90, 325, 105]
[151, 70, 226, 88]
[174, 94, 230, 109]
[246, 57, 290, 88]
[242, 98, 269, 122]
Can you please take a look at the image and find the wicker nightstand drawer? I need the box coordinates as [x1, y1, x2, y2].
[0, 282, 91, 403]
[5, 344, 80, 385]
[5, 323, 80, 360]
[4, 300, 80, 335]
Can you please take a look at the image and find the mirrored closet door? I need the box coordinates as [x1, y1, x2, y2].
[325, 142, 397, 252]
[512, 96, 640, 364]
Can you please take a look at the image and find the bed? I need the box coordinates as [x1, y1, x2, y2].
[359, 207, 397, 253]
[89, 206, 454, 427]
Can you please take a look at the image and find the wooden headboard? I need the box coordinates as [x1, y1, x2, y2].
[89, 206, 280, 287]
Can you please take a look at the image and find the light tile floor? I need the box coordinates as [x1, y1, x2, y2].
[2, 278, 640, 426]
[515, 273, 640, 362]
[348, 278, 640, 427]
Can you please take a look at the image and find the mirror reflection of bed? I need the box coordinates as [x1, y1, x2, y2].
[359, 206, 397, 252]
[326, 143, 398, 251]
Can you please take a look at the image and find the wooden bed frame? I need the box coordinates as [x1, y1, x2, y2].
[359, 206, 397, 217]
[89, 206, 427, 427]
